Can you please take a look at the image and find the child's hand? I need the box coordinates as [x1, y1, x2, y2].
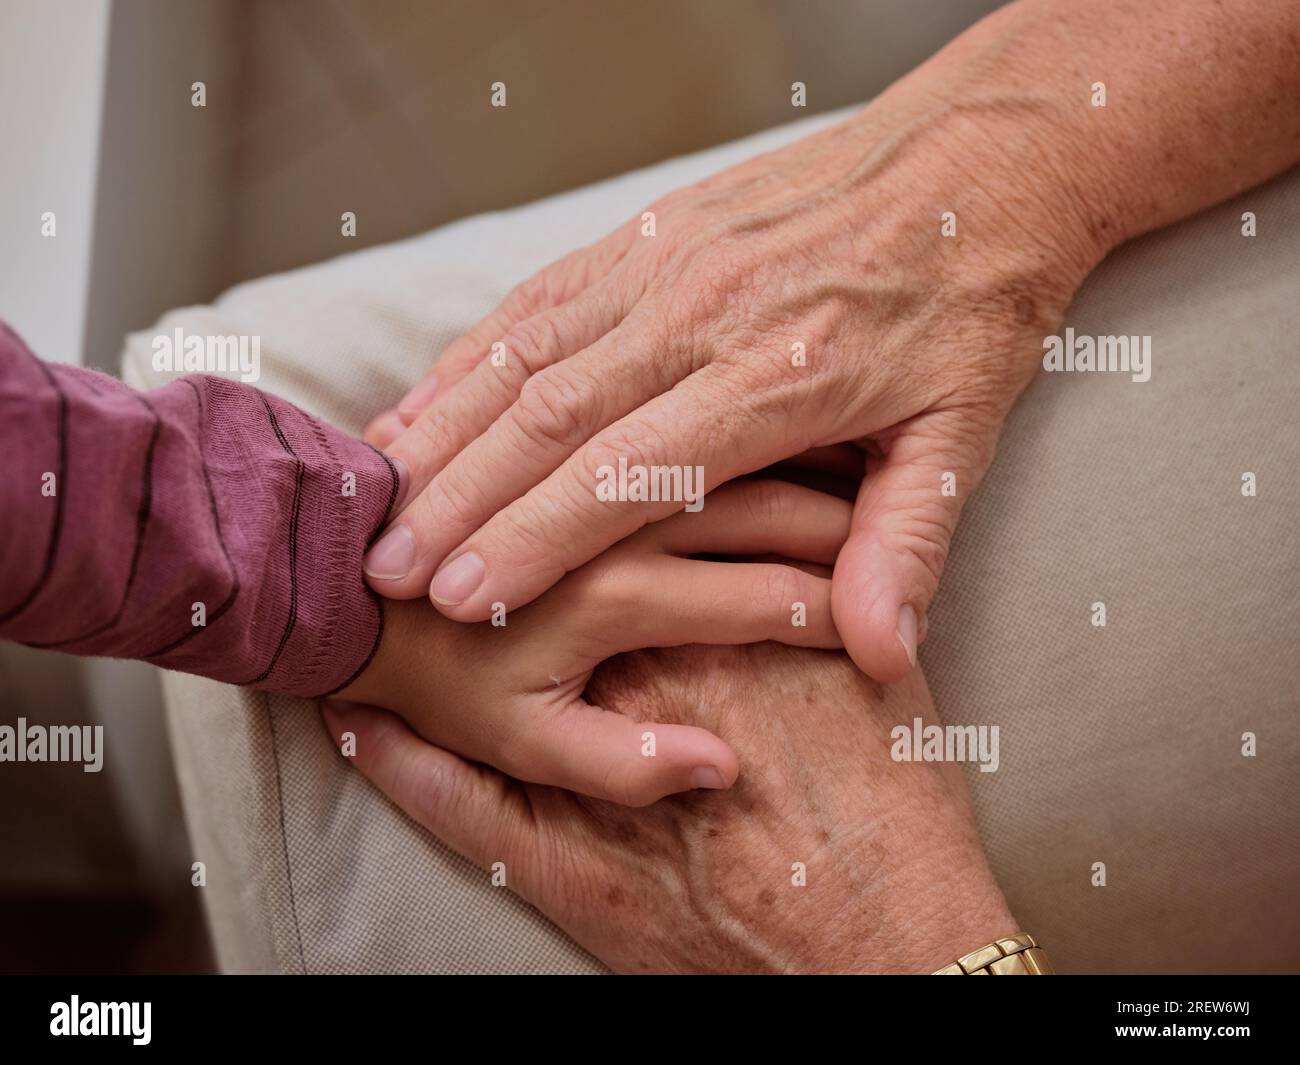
[332, 478, 849, 805]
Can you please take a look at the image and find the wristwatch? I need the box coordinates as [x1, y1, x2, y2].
[932, 933, 1054, 975]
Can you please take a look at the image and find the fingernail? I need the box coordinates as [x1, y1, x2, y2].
[397, 375, 438, 420]
[363, 524, 414, 580]
[388, 456, 410, 515]
[691, 766, 727, 790]
[430, 551, 485, 605]
[896, 603, 919, 668]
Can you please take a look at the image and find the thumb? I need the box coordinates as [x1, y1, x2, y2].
[832, 411, 996, 682]
[321, 700, 527, 870]
[506, 696, 740, 807]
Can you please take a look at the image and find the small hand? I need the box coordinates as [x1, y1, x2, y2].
[336, 478, 850, 806]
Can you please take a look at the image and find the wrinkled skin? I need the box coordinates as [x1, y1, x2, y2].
[362, 89, 1103, 685]
[326, 642, 1015, 974]
[363, 0, 1300, 687]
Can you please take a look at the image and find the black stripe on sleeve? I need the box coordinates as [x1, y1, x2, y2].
[31, 392, 161, 649]
[0, 358, 68, 625]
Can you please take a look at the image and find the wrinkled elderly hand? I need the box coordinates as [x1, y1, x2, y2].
[324, 642, 1015, 973]
[361, 96, 1098, 681]
[362, 0, 1300, 682]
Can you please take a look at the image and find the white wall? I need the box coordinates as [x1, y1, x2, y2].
[0, 0, 191, 901]
[0, 0, 111, 364]
[82, 0, 239, 373]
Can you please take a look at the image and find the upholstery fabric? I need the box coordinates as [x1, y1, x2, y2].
[124, 107, 1300, 973]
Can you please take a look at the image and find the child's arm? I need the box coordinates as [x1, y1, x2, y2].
[0, 321, 399, 697]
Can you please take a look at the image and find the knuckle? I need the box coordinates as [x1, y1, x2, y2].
[542, 252, 595, 299]
[502, 270, 555, 320]
[439, 331, 484, 371]
[889, 510, 953, 584]
[514, 365, 597, 451]
[581, 419, 668, 486]
[503, 313, 565, 376]
[947, 417, 1001, 474]
[425, 467, 489, 533]
[756, 564, 804, 617]
[477, 344, 533, 405]
[410, 406, 459, 463]
[503, 254, 591, 324]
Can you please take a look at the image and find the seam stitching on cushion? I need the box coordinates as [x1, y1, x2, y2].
[265, 695, 308, 974]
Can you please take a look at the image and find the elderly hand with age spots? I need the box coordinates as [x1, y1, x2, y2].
[363, 0, 1300, 682]
[325, 641, 1017, 973]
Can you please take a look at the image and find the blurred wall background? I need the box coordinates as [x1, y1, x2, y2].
[0, 0, 1002, 972]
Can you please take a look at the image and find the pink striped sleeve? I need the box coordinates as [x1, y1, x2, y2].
[0, 321, 398, 698]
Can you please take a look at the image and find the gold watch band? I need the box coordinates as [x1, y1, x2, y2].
[932, 932, 1054, 975]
